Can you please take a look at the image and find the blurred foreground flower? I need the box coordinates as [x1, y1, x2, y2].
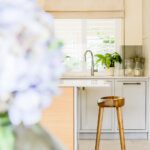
[0, 0, 67, 150]
[0, 0, 63, 126]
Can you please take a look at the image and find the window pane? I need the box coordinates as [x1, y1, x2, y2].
[86, 19, 117, 54]
[54, 19, 83, 71]
[54, 19, 123, 72]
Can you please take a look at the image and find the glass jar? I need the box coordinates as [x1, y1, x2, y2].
[141, 58, 145, 76]
[0, 112, 66, 150]
[134, 57, 143, 76]
[14, 125, 66, 150]
[125, 58, 134, 76]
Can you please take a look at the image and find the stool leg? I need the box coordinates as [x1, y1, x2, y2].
[116, 107, 126, 150]
[95, 107, 104, 150]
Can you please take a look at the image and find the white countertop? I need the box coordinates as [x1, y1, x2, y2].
[60, 75, 148, 87]
[61, 76, 149, 79]
[61, 72, 149, 80]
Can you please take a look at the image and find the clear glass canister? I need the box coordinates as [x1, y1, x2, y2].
[141, 58, 145, 76]
[134, 57, 143, 76]
[125, 58, 134, 76]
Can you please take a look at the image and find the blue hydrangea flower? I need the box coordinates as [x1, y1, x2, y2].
[0, 0, 63, 126]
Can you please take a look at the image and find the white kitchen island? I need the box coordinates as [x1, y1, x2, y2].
[60, 76, 149, 150]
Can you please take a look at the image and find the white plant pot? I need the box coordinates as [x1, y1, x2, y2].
[106, 67, 114, 76]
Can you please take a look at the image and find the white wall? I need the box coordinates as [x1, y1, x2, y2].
[143, 0, 150, 76]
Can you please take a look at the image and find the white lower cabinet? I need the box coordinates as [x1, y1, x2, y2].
[78, 78, 148, 139]
[115, 80, 147, 131]
[79, 80, 114, 132]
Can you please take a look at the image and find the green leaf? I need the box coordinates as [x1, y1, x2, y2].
[105, 57, 111, 68]
[94, 51, 122, 68]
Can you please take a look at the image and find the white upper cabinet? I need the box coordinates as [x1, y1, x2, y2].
[125, 0, 142, 45]
[44, 0, 124, 12]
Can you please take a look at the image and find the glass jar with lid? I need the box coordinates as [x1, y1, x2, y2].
[141, 58, 145, 76]
[134, 57, 144, 76]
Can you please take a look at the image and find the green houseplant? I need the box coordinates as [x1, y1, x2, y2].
[95, 52, 122, 75]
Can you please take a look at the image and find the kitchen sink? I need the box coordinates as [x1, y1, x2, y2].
[61, 72, 112, 79]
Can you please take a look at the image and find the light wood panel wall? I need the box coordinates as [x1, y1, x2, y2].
[50, 11, 124, 19]
[41, 87, 74, 150]
[38, 0, 45, 8]
[44, 0, 124, 12]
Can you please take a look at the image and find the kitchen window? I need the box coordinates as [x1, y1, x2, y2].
[54, 19, 124, 72]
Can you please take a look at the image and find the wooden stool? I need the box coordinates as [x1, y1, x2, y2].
[95, 96, 126, 150]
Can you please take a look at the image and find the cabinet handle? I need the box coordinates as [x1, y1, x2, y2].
[123, 82, 141, 85]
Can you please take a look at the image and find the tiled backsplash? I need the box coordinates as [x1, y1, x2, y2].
[123, 45, 143, 58]
[122, 45, 145, 76]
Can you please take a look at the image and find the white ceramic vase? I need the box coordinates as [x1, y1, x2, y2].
[106, 67, 114, 76]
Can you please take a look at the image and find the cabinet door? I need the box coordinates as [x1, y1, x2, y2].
[80, 81, 114, 131]
[115, 81, 146, 130]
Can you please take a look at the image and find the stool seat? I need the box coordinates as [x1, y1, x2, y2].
[98, 96, 125, 107]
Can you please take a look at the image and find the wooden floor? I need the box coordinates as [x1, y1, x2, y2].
[79, 140, 150, 150]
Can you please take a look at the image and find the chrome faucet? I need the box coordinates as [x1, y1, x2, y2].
[84, 50, 95, 76]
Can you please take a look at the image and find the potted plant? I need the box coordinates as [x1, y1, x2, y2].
[95, 52, 122, 76]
